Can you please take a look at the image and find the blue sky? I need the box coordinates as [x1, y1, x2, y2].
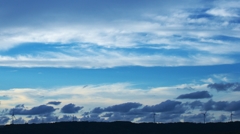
[1, 0, 240, 124]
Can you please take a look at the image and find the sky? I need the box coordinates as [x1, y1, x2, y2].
[0, 0, 240, 124]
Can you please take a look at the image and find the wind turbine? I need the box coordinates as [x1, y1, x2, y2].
[202, 111, 207, 124]
[11, 109, 16, 125]
[87, 112, 91, 121]
[72, 115, 75, 122]
[86, 108, 92, 121]
[230, 112, 234, 122]
[122, 113, 126, 121]
[55, 116, 58, 123]
[41, 116, 44, 123]
[152, 112, 156, 123]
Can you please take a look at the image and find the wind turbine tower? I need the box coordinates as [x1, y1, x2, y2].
[72, 115, 75, 122]
[203, 111, 207, 124]
[230, 112, 233, 122]
[55, 116, 58, 123]
[11, 110, 16, 125]
[41, 116, 44, 123]
[153, 112, 156, 123]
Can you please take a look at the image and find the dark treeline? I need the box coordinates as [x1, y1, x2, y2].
[1, 121, 240, 134]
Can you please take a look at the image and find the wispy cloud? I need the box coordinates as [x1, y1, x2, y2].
[0, 50, 235, 68]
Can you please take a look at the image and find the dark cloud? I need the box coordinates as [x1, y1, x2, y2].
[125, 108, 146, 116]
[59, 115, 73, 122]
[183, 113, 206, 123]
[207, 83, 239, 92]
[57, 115, 79, 122]
[159, 113, 181, 122]
[233, 84, 240, 91]
[203, 100, 227, 111]
[140, 100, 187, 122]
[91, 107, 103, 113]
[103, 102, 142, 112]
[27, 114, 57, 124]
[215, 115, 228, 122]
[0, 116, 10, 125]
[45, 115, 58, 123]
[103, 112, 141, 122]
[10, 105, 56, 115]
[180, 99, 240, 113]
[101, 113, 113, 118]
[37, 114, 58, 123]
[28, 116, 42, 124]
[177, 91, 212, 99]
[1, 109, 8, 115]
[207, 83, 233, 91]
[187, 101, 203, 109]
[137, 113, 154, 123]
[15, 104, 24, 108]
[61, 103, 83, 113]
[47, 101, 61, 105]
[93, 108, 142, 122]
[102, 113, 124, 122]
[14, 117, 26, 124]
[202, 100, 240, 112]
[3, 98, 240, 124]
[141, 100, 185, 114]
[232, 111, 240, 119]
[80, 112, 104, 122]
[92, 102, 142, 113]
[85, 102, 143, 122]
[225, 101, 240, 111]
[138, 112, 182, 123]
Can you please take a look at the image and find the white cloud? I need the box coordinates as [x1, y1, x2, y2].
[0, 83, 175, 109]
[217, 0, 240, 8]
[201, 74, 233, 85]
[206, 8, 239, 17]
[213, 74, 229, 82]
[1, 82, 238, 109]
[0, 49, 235, 68]
[0, 83, 209, 109]
[201, 78, 214, 84]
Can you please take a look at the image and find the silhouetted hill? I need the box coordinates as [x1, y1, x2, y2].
[1, 121, 240, 134]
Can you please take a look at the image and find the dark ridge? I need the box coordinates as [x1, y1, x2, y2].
[1, 121, 240, 134]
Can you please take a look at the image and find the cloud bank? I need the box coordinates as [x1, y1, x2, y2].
[208, 83, 240, 92]
[0, 81, 239, 124]
[10, 105, 56, 115]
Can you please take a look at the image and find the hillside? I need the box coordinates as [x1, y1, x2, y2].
[1, 121, 240, 134]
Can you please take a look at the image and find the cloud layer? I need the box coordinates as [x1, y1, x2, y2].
[0, 0, 239, 68]
[0, 82, 240, 124]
